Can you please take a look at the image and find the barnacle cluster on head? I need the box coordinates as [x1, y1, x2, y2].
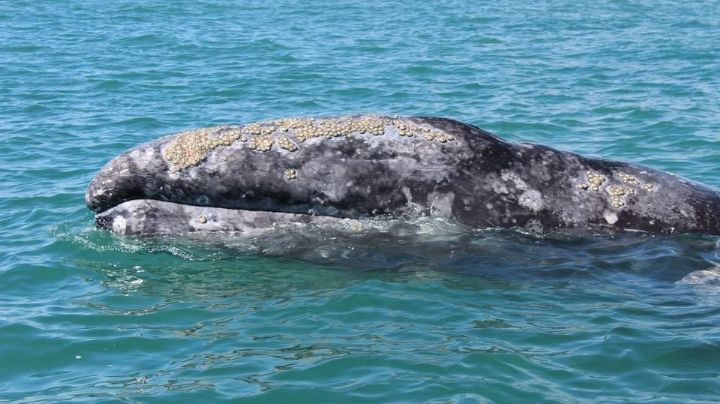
[270, 116, 453, 143]
[606, 184, 636, 208]
[277, 136, 298, 151]
[576, 171, 606, 191]
[162, 115, 455, 171]
[284, 169, 297, 181]
[618, 172, 639, 186]
[576, 170, 656, 210]
[164, 126, 246, 171]
[247, 135, 274, 152]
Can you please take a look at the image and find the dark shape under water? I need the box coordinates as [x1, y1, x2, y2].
[85, 115, 720, 236]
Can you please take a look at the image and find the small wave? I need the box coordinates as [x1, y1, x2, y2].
[677, 266, 720, 286]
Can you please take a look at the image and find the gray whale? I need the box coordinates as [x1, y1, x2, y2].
[86, 115, 720, 236]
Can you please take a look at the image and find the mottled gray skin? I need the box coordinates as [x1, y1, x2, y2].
[87, 116, 720, 236]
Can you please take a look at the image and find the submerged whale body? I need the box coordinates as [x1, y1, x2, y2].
[86, 115, 720, 236]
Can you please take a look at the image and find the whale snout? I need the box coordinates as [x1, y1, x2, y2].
[86, 163, 142, 212]
[86, 136, 176, 212]
[85, 148, 159, 212]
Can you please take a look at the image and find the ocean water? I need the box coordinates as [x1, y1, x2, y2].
[2, 0, 720, 401]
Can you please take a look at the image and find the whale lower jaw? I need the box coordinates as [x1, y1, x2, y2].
[95, 200, 660, 238]
[95, 199, 367, 236]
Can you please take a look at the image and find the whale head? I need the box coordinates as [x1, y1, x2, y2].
[86, 139, 171, 213]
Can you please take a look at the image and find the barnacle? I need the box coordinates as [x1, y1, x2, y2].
[163, 115, 455, 171]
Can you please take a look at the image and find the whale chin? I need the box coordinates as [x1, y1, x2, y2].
[95, 199, 361, 236]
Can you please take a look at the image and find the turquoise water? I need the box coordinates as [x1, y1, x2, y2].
[2, 0, 720, 401]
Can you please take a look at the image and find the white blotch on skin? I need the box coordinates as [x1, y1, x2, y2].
[401, 187, 413, 203]
[428, 192, 455, 217]
[518, 190, 543, 212]
[604, 211, 619, 225]
[501, 170, 529, 190]
[112, 216, 127, 234]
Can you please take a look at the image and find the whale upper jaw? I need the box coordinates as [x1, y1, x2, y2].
[86, 139, 171, 214]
